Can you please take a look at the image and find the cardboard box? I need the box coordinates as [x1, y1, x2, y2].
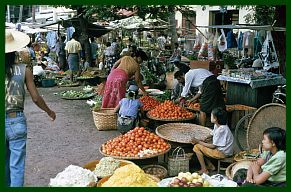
[190, 60, 224, 76]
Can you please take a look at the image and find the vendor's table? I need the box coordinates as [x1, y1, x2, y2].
[218, 75, 286, 108]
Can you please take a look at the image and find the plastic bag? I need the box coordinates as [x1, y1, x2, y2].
[218, 29, 227, 52]
[193, 33, 202, 52]
[207, 32, 215, 61]
[259, 31, 279, 70]
[202, 173, 238, 187]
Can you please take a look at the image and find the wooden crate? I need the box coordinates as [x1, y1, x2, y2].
[190, 60, 224, 76]
[228, 104, 257, 130]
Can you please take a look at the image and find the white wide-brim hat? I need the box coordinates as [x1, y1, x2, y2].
[5, 29, 30, 53]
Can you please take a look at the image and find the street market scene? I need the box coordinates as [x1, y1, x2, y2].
[5, 5, 286, 187]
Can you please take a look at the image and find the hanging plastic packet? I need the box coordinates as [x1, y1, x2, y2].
[193, 33, 202, 52]
[208, 32, 215, 61]
[218, 29, 227, 52]
[198, 35, 208, 60]
[259, 31, 279, 70]
[212, 29, 219, 61]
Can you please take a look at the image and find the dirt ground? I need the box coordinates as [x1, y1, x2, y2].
[24, 86, 121, 186]
[23, 84, 241, 187]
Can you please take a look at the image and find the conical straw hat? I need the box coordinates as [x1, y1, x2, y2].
[5, 29, 30, 53]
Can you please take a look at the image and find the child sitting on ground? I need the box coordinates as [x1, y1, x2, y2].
[191, 107, 234, 174]
[243, 127, 286, 187]
[114, 85, 143, 134]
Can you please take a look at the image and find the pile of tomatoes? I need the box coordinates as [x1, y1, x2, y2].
[140, 96, 160, 111]
[148, 100, 193, 119]
[186, 102, 200, 110]
[101, 127, 170, 157]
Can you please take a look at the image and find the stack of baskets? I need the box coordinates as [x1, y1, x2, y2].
[92, 108, 117, 130]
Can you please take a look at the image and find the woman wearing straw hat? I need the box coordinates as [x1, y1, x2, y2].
[5, 29, 56, 187]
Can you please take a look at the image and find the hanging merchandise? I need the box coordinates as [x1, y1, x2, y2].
[218, 29, 227, 52]
[259, 31, 279, 70]
[254, 31, 263, 58]
[207, 32, 215, 61]
[237, 31, 243, 51]
[242, 31, 254, 57]
[226, 30, 238, 49]
[198, 36, 208, 60]
[193, 33, 202, 53]
[212, 29, 219, 61]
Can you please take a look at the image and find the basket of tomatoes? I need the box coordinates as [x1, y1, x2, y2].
[147, 100, 194, 121]
[140, 96, 160, 111]
[100, 127, 171, 159]
[186, 102, 200, 112]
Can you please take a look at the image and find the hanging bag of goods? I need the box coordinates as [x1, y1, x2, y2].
[259, 31, 279, 70]
[193, 33, 202, 53]
[218, 29, 227, 52]
[168, 147, 190, 176]
[207, 32, 215, 61]
[198, 36, 208, 60]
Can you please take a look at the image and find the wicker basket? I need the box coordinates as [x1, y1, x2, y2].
[147, 113, 195, 122]
[225, 160, 253, 180]
[142, 165, 168, 180]
[97, 174, 160, 187]
[92, 109, 117, 130]
[168, 147, 190, 176]
[247, 103, 286, 149]
[156, 123, 212, 144]
[99, 145, 171, 160]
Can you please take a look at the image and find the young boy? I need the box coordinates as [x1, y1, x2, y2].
[114, 85, 143, 134]
[192, 107, 234, 174]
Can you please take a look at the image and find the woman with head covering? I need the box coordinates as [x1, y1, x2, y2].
[5, 29, 56, 187]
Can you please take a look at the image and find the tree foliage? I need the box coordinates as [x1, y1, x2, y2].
[56, 5, 195, 21]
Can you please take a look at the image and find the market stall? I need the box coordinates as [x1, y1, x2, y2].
[218, 70, 286, 107]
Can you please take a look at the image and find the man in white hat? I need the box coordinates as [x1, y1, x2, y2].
[5, 29, 56, 187]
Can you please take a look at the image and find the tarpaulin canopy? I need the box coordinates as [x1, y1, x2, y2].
[109, 16, 169, 30]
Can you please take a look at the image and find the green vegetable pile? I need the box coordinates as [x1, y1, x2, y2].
[60, 90, 94, 99]
[152, 90, 171, 102]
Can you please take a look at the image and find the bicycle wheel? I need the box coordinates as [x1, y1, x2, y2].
[234, 113, 254, 151]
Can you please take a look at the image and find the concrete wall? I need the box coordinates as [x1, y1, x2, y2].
[175, 5, 255, 35]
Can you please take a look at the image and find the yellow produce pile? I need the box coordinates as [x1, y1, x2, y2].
[102, 164, 158, 187]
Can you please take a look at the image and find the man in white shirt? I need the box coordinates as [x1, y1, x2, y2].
[65, 32, 82, 82]
[178, 68, 225, 126]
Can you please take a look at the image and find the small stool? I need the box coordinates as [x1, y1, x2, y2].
[217, 156, 234, 173]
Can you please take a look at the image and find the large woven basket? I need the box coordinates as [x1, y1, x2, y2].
[97, 174, 160, 187]
[225, 160, 253, 180]
[99, 144, 171, 160]
[92, 109, 117, 131]
[156, 123, 212, 144]
[147, 113, 195, 122]
[247, 103, 286, 149]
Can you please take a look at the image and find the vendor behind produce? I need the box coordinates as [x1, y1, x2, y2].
[114, 85, 143, 134]
[172, 70, 195, 103]
[178, 68, 225, 126]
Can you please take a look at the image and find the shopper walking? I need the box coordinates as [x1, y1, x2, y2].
[5, 29, 56, 187]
